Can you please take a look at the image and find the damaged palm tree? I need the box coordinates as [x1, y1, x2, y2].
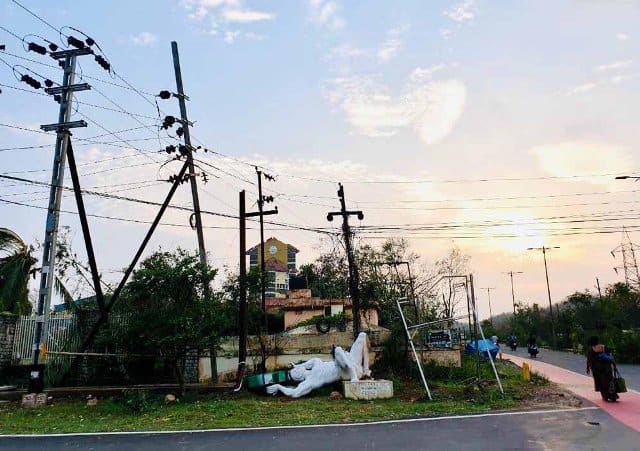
[0, 228, 37, 315]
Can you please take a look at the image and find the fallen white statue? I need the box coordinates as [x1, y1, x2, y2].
[266, 332, 371, 398]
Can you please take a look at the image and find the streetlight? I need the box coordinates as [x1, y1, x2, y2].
[527, 245, 560, 349]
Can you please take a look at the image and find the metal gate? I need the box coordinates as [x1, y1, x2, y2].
[12, 314, 79, 365]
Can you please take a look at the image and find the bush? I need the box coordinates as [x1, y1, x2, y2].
[613, 330, 640, 364]
[121, 389, 152, 413]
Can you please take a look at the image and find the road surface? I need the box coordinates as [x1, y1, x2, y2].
[507, 346, 640, 390]
[0, 407, 637, 450]
[3, 350, 640, 450]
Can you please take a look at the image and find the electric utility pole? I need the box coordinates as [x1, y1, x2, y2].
[254, 167, 277, 330]
[171, 41, 207, 266]
[479, 287, 495, 326]
[235, 190, 248, 388]
[244, 185, 277, 373]
[528, 245, 560, 349]
[503, 271, 523, 315]
[32, 46, 92, 374]
[327, 183, 364, 338]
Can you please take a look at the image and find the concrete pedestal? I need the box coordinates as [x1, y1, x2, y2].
[343, 380, 393, 400]
[21, 393, 47, 408]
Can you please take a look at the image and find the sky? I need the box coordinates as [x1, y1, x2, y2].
[1, 0, 639, 319]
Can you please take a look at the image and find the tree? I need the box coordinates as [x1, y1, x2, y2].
[433, 246, 470, 319]
[112, 249, 221, 393]
[0, 228, 36, 314]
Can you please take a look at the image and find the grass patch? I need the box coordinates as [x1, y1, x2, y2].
[0, 359, 549, 434]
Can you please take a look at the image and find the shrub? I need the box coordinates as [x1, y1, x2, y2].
[121, 389, 152, 413]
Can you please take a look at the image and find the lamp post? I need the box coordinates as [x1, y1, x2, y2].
[527, 246, 560, 349]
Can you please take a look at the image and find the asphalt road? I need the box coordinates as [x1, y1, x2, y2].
[1, 408, 638, 451]
[508, 346, 640, 391]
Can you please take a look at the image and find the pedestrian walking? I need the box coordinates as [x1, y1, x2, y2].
[586, 336, 619, 402]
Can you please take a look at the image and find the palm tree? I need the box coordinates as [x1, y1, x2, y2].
[0, 228, 37, 314]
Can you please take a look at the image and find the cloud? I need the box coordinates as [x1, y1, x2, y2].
[309, 0, 345, 30]
[443, 0, 477, 23]
[326, 45, 368, 61]
[567, 61, 636, 95]
[440, 28, 456, 40]
[130, 32, 157, 46]
[244, 31, 266, 41]
[530, 141, 634, 185]
[182, 0, 274, 41]
[222, 9, 274, 23]
[188, 6, 208, 20]
[595, 60, 633, 72]
[377, 25, 410, 64]
[325, 66, 466, 145]
[566, 82, 598, 96]
[610, 73, 639, 83]
[224, 30, 241, 43]
[616, 33, 629, 41]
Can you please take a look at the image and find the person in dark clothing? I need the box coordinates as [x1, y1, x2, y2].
[586, 336, 619, 402]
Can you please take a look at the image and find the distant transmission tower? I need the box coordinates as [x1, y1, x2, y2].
[611, 227, 640, 289]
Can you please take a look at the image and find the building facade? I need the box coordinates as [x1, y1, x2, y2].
[246, 237, 299, 298]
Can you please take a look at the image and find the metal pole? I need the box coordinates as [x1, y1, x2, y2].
[171, 41, 207, 266]
[542, 247, 557, 349]
[596, 277, 602, 299]
[235, 190, 248, 389]
[396, 298, 432, 400]
[32, 53, 77, 367]
[474, 303, 504, 395]
[65, 141, 105, 313]
[75, 161, 190, 355]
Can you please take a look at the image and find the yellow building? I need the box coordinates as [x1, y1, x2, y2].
[246, 237, 299, 297]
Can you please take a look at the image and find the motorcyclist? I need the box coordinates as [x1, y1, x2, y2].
[507, 333, 517, 350]
[527, 335, 539, 357]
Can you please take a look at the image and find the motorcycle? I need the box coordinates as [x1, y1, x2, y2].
[528, 344, 539, 358]
[508, 340, 517, 352]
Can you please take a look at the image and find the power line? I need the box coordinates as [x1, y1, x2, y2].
[0, 48, 61, 70]
[351, 189, 640, 205]
[11, 0, 62, 35]
[0, 24, 25, 42]
[0, 173, 329, 234]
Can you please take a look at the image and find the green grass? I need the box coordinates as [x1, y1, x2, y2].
[0, 361, 547, 434]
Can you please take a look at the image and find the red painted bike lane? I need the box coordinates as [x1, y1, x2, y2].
[504, 353, 640, 432]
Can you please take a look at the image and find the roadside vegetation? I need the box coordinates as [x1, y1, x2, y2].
[0, 358, 556, 434]
[485, 283, 640, 363]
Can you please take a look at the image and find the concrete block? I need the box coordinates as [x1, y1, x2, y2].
[21, 393, 47, 408]
[343, 380, 393, 400]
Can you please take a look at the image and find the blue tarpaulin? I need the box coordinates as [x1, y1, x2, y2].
[465, 339, 499, 360]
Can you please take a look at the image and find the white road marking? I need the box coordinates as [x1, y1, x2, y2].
[0, 406, 599, 438]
